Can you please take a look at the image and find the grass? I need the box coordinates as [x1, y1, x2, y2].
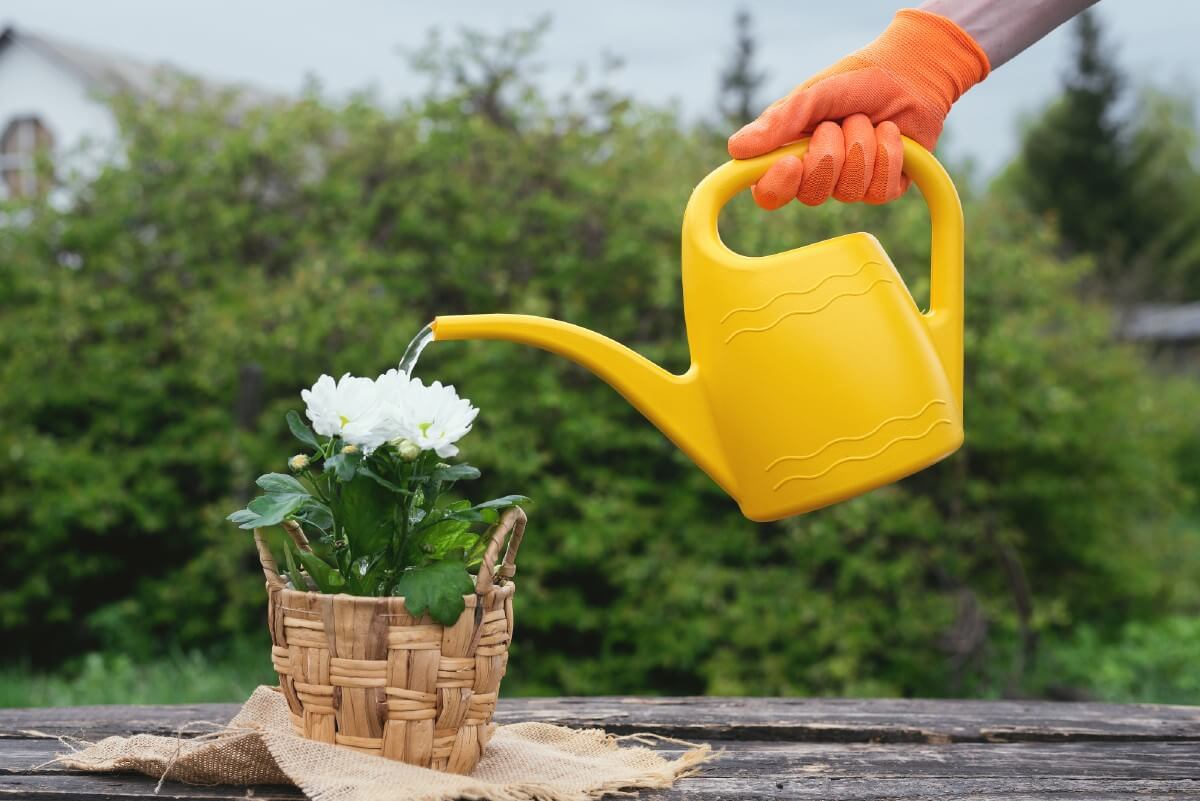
[0, 641, 275, 708]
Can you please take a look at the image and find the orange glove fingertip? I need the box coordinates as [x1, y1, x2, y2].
[833, 114, 876, 203]
[864, 121, 905, 204]
[797, 121, 845, 206]
[751, 155, 804, 211]
[728, 121, 768, 160]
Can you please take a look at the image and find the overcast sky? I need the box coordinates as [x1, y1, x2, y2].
[4, 1, 1197, 174]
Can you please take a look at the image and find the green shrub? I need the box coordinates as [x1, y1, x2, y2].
[1036, 616, 1200, 705]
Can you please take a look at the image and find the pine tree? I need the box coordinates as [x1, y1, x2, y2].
[718, 8, 767, 127]
[1009, 10, 1200, 299]
[1013, 10, 1133, 271]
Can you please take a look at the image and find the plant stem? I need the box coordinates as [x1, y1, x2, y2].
[301, 468, 333, 506]
[394, 454, 423, 572]
[422, 452, 438, 515]
[318, 436, 336, 460]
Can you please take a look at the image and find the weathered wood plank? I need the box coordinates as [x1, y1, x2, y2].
[0, 774, 301, 799]
[4, 772, 1200, 800]
[671, 741, 1200, 780]
[5, 738, 1199, 780]
[661, 776, 1200, 799]
[0, 705, 241, 741]
[4, 696, 1198, 743]
[4, 697, 1199, 800]
[490, 696, 1200, 742]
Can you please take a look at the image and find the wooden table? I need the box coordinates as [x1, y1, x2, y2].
[3, 696, 1199, 799]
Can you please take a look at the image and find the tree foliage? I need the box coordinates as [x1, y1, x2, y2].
[0, 24, 1196, 698]
[1006, 10, 1200, 299]
[718, 8, 768, 128]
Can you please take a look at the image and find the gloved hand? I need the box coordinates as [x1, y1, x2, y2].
[728, 8, 990, 208]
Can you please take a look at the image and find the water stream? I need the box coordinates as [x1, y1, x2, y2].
[398, 322, 435, 376]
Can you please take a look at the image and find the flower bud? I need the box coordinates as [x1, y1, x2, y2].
[341, 444, 359, 455]
[436, 462, 450, 470]
[288, 454, 310, 472]
[392, 438, 421, 462]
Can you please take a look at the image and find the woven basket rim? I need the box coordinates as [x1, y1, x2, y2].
[274, 581, 516, 605]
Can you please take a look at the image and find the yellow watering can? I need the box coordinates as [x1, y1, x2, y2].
[433, 138, 965, 522]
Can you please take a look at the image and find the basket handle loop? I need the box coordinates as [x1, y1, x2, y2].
[254, 528, 288, 590]
[474, 506, 527, 596]
[254, 521, 313, 590]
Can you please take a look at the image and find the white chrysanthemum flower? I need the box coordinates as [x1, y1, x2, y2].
[401, 379, 479, 458]
[300, 373, 390, 453]
[375, 369, 414, 406]
[375, 369, 417, 444]
[376, 371, 478, 459]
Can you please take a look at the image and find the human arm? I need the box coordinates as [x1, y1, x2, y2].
[926, 0, 1099, 68]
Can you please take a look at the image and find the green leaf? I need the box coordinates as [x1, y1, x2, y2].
[297, 549, 346, 594]
[282, 539, 306, 590]
[339, 474, 396, 558]
[256, 473, 309, 495]
[392, 561, 474, 624]
[472, 494, 530, 511]
[297, 499, 334, 532]
[306, 533, 338, 565]
[227, 509, 259, 526]
[358, 463, 409, 493]
[411, 507, 479, 534]
[344, 555, 389, 595]
[419, 517, 478, 561]
[324, 451, 362, 482]
[239, 492, 309, 529]
[412, 494, 528, 533]
[430, 463, 481, 482]
[286, 410, 321, 449]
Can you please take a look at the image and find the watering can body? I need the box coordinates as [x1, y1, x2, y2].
[434, 138, 965, 522]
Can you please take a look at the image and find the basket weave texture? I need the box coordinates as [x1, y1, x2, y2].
[254, 506, 526, 775]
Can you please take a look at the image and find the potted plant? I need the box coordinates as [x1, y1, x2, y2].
[229, 370, 529, 774]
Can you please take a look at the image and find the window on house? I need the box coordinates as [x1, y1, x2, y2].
[0, 116, 55, 199]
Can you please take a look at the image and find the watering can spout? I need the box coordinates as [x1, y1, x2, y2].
[431, 314, 736, 495]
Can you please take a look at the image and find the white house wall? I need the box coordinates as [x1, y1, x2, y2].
[0, 37, 119, 198]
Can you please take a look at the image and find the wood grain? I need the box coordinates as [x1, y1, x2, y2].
[3, 697, 1199, 800]
[5, 737, 1200, 780]
[5, 696, 1198, 742]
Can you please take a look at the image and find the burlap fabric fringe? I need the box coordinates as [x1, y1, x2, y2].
[55, 686, 713, 801]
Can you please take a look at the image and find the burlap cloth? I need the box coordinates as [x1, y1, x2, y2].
[55, 686, 712, 801]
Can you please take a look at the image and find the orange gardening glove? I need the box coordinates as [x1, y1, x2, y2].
[728, 8, 990, 208]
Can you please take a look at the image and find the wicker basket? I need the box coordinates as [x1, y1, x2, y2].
[253, 506, 526, 774]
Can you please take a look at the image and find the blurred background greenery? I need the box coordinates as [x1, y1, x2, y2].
[1, 10, 1198, 707]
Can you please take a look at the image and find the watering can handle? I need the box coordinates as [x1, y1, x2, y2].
[682, 137, 965, 409]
